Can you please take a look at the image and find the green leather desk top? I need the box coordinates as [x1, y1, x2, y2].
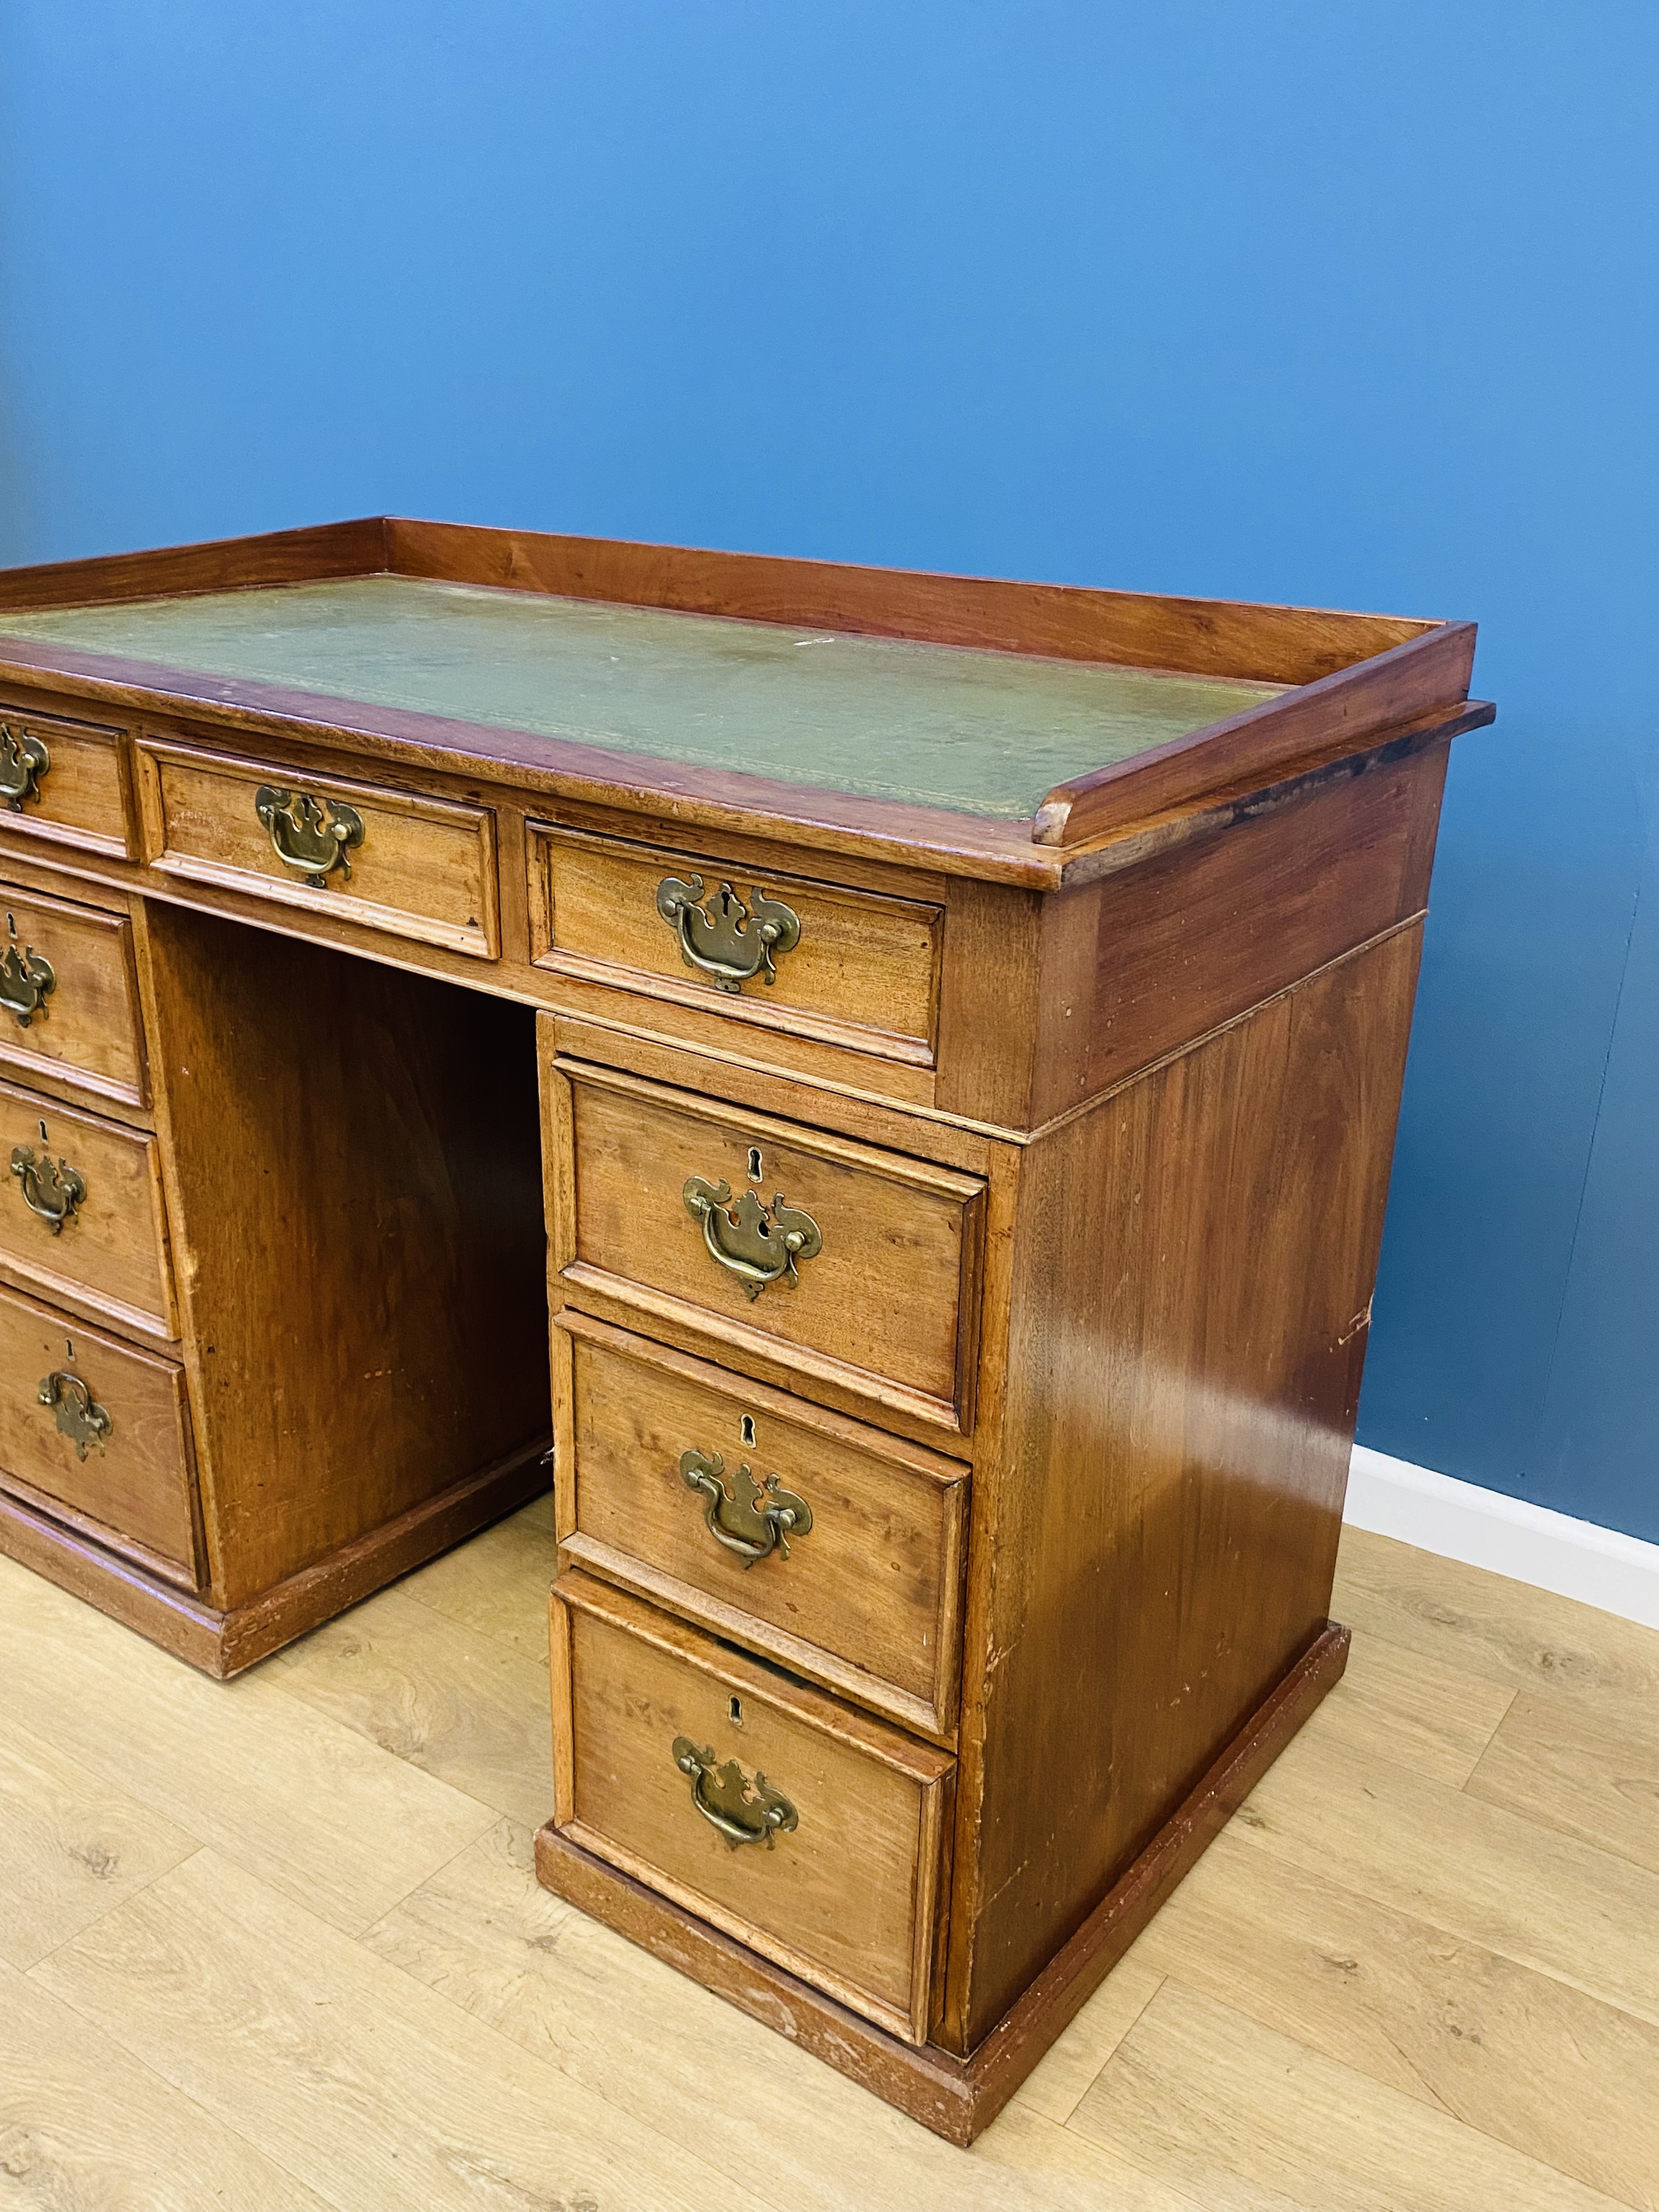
[0, 575, 1282, 822]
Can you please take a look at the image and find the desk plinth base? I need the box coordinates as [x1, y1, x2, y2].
[535, 1619, 1350, 2144]
[0, 1435, 551, 1677]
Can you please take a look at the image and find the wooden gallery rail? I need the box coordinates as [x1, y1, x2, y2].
[0, 517, 1492, 2140]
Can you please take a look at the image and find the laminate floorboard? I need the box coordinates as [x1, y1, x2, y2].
[0, 1714, 198, 1969]
[4, 1509, 1657, 2209]
[0, 1956, 335, 2211]
[1466, 1688, 1659, 1877]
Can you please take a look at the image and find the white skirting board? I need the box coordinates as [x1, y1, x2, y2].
[1345, 1444, 1659, 1634]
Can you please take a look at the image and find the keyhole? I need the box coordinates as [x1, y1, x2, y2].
[739, 1414, 756, 1449]
[37, 1119, 48, 1142]
[728, 1695, 743, 1728]
[65, 1338, 75, 1362]
[747, 1146, 762, 1183]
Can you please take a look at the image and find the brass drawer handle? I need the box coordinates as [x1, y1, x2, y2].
[255, 785, 365, 887]
[0, 939, 54, 1028]
[38, 1370, 112, 1459]
[672, 1736, 798, 1849]
[682, 1177, 821, 1302]
[655, 874, 800, 994]
[0, 723, 50, 811]
[680, 1447, 812, 1567]
[11, 1144, 85, 1234]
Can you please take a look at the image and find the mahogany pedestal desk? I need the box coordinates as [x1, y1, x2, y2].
[0, 519, 1491, 2140]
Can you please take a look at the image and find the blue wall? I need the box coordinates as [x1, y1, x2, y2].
[2, 4, 1655, 1537]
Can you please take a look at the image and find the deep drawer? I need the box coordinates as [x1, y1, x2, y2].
[556, 1314, 968, 1737]
[546, 1057, 985, 1436]
[552, 1571, 953, 2044]
[0, 1284, 197, 1584]
[0, 880, 148, 1111]
[0, 1079, 176, 1340]
[135, 736, 500, 960]
[0, 699, 131, 860]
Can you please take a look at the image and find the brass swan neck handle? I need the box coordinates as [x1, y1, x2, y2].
[255, 785, 365, 887]
[0, 723, 50, 811]
[11, 1145, 86, 1234]
[38, 1370, 112, 1459]
[0, 942, 54, 1028]
[655, 875, 801, 994]
[679, 1447, 812, 1566]
[682, 1177, 822, 1301]
[672, 1736, 798, 1849]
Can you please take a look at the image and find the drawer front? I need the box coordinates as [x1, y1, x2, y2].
[136, 738, 500, 960]
[558, 1318, 968, 1735]
[0, 1284, 196, 1583]
[550, 1059, 985, 1435]
[0, 701, 131, 859]
[0, 882, 148, 1110]
[529, 822, 943, 1066]
[554, 1572, 952, 2043]
[0, 1079, 176, 1339]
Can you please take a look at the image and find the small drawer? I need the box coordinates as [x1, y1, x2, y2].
[135, 737, 500, 960]
[0, 881, 148, 1111]
[548, 1058, 985, 1436]
[0, 1079, 176, 1341]
[552, 1571, 953, 2044]
[0, 1284, 197, 1585]
[528, 821, 943, 1067]
[557, 1315, 968, 1737]
[0, 701, 131, 859]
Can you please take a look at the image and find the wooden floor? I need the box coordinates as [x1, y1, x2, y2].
[3, 1505, 1658, 2211]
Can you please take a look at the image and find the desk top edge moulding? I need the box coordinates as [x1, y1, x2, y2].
[0, 515, 1492, 879]
[0, 517, 1493, 2143]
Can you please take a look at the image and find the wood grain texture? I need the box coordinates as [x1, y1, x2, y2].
[548, 1054, 985, 1435]
[0, 1545, 498, 1934]
[1029, 738, 1449, 1124]
[1069, 1978, 1628, 2212]
[136, 732, 501, 960]
[385, 515, 1432, 683]
[548, 1010, 990, 1166]
[1128, 1824, 1659, 2211]
[1465, 1688, 1659, 1877]
[0, 1075, 177, 1339]
[394, 1486, 558, 1661]
[0, 519, 1477, 890]
[1006, 1953, 1166, 2125]
[34, 1846, 760, 2212]
[0, 1956, 337, 2211]
[0, 1445, 544, 1677]
[269, 1582, 555, 1831]
[1335, 1523, 1659, 1733]
[0, 1712, 198, 1968]
[945, 930, 1421, 2050]
[0, 515, 388, 612]
[529, 818, 944, 1065]
[140, 901, 550, 1612]
[14, 1499, 1652, 2207]
[0, 876, 148, 1109]
[554, 1570, 953, 2044]
[538, 1623, 1348, 2141]
[368, 1818, 1070, 2212]
[558, 1311, 969, 1736]
[972, 2100, 1204, 2209]
[0, 1283, 196, 1579]
[1312, 1615, 1516, 1786]
[1034, 623, 1476, 845]
[1234, 1728, 1659, 2032]
[0, 692, 132, 860]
